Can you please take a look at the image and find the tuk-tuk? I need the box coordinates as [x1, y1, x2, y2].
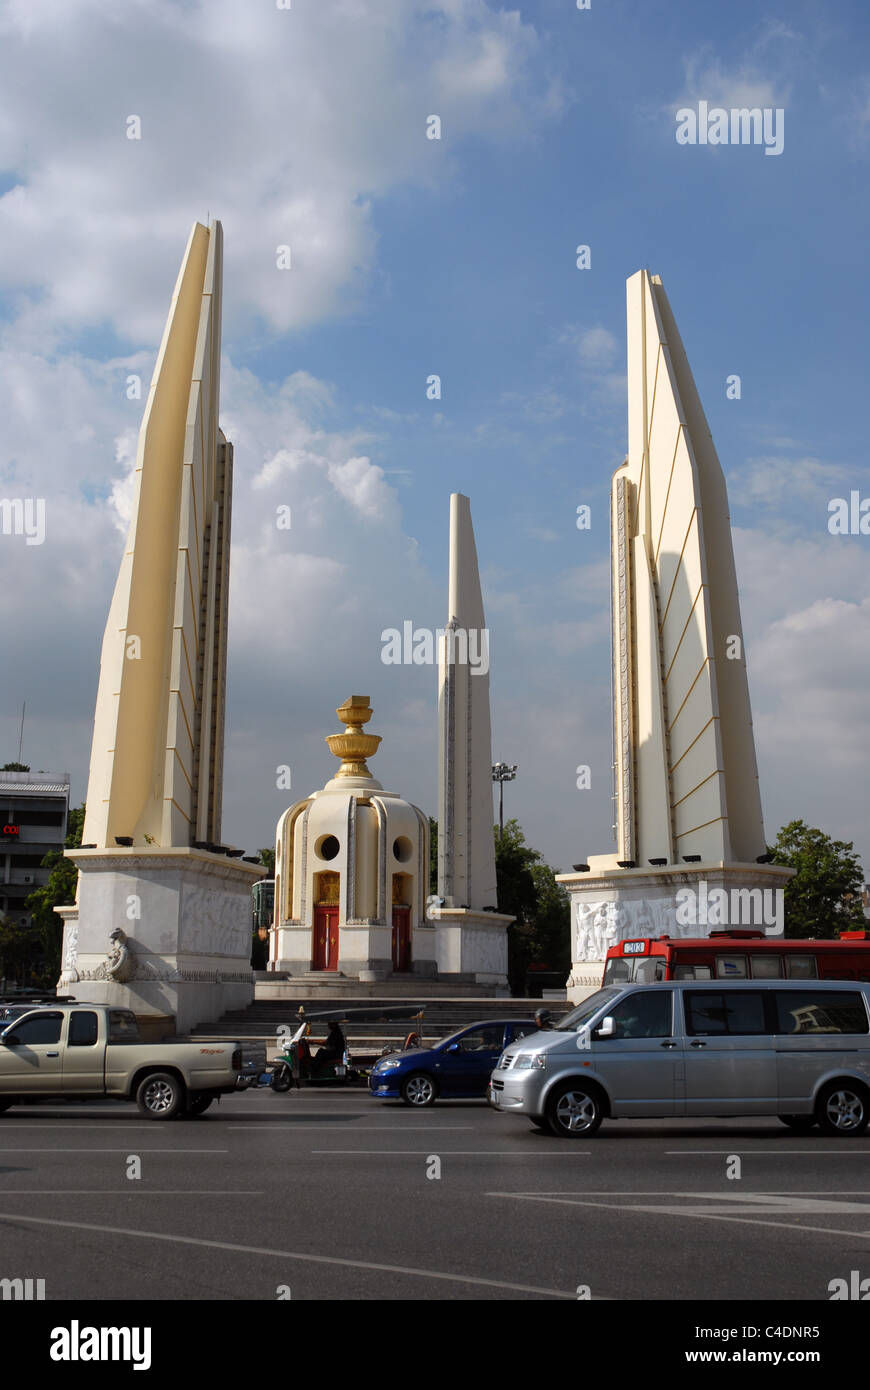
[268, 1005, 426, 1091]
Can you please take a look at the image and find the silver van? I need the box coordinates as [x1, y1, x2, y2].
[488, 980, 870, 1139]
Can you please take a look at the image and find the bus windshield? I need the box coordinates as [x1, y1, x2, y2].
[603, 956, 667, 984]
[555, 988, 622, 1031]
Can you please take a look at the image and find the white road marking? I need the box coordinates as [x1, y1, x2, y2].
[0, 1212, 576, 1298]
[227, 1125, 477, 1131]
[311, 1149, 590, 1156]
[667, 1149, 870, 1156]
[487, 1190, 870, 1238]
[0, 1148, 226, 1154]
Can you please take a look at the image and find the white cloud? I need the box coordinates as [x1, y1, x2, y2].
[0, 0, 556, 345]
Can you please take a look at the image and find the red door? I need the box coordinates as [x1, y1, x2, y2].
[313, 908, 339, 971]
[392, 906, 411, 973]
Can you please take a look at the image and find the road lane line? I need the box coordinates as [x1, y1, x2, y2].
[0, 1212, 576, 1298]
[666, 1149, 870, 1156]
[310, 1149, 589, 1156]
[227, 1125, 477, 1131]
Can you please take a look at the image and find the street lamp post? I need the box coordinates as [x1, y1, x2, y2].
[491, 761, 518, 839]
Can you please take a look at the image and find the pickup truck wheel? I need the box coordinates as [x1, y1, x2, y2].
[186, 1093, 216, 1116]
[137, 1072, 185, 1120]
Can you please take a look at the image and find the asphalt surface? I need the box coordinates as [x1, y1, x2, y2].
[1, 1089, 869, 1301]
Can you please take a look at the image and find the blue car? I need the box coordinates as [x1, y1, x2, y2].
[369, 1019, 540, 1106]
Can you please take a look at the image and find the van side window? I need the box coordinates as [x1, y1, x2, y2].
[774, 991, 868, 1035]
[685, 991, 766, 1036]
[785, 955, 817, 979]
[605, 991, 673, 1039]
[750, 956, 783, 978]
[715, 955, 747, 979]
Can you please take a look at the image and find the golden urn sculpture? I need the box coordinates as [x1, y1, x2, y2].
[325, 696, 382, 778]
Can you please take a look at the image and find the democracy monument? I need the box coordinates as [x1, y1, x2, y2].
[56, 222, 788, 1028]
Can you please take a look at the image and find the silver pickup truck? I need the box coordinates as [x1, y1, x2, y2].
[0, 1003, 266, 1119]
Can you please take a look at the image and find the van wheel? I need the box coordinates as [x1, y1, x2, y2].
[779, 1114, 817, 1132]
[815, 1082, 870, 1137]
[136, 1072, 184, 1120]
[546, 1083, 603, 1138]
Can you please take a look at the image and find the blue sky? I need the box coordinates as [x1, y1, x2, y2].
[0, 0, 868, 876]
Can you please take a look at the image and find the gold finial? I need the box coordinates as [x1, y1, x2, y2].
[325, 696, 382, 778]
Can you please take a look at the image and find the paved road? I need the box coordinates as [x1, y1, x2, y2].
[1, 1090, 868, 1300]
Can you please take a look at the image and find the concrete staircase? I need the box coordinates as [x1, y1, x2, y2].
[254, 973, 506, 1000]
[187, 995, 563, 1053]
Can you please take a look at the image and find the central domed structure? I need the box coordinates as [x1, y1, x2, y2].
[271, 697, 435, 981]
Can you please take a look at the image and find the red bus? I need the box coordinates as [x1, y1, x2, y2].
[602, 930, 870, 985]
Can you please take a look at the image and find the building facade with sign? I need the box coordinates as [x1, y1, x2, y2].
[0, 771, 71, 928]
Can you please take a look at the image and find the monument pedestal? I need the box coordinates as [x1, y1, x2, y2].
[434, 908, 512, 990]
[57, 847, 264, 1034]
[556, 861, 794, 1004]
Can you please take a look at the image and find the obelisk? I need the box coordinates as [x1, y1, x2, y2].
[435, 494, 511, 988]
[58, 221, 262, 1034]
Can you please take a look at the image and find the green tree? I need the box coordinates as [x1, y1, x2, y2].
[1, 762, 30, 772]
[25, 803, 85, 986]
[258, 846, 275, 875]
[769, 819, 866, 939]
[495, 819, 570, 994]
[0, 916, 31, 984]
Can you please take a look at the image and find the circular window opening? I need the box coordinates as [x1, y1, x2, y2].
[393, 836, 414, 863]
[316, 834, 340, 861]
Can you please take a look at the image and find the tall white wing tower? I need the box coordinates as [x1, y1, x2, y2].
[611, 269, 766, 865]
[83, 221, 232, 849]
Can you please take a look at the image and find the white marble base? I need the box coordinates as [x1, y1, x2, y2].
[57, 847, 264, 1033]
[434, 909, 512, 988]
[555, 861, 795, 1005]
